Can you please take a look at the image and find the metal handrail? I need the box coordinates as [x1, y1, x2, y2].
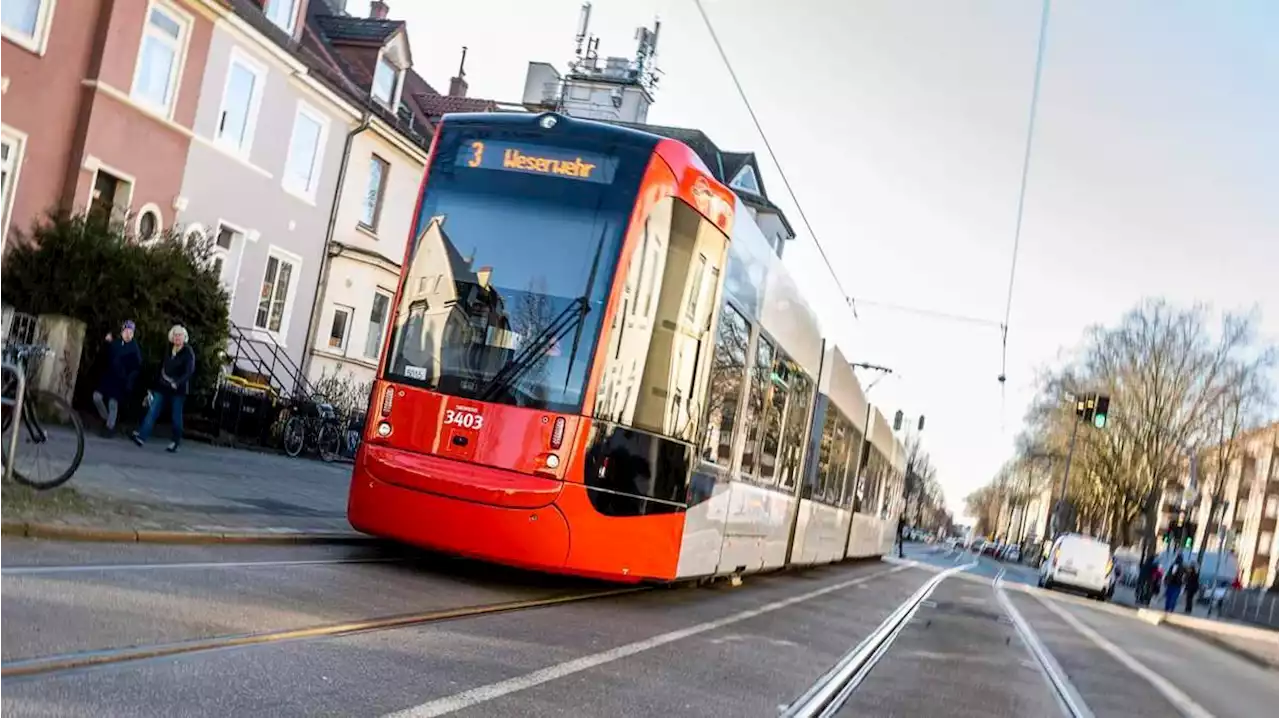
[1, 358, 25, 481]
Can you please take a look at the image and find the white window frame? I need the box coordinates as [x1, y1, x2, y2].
[128, 0, 192, 119]
[363, 289, 393, 359]
[253, 245, 302, 343]
[262, 0, 298, 35]
[85, 159, 136, 221]
[134, 202, 163, 243]
[281, 99, 330, 203]
[729, 165, 761, 195]
[371, 52, 401, 107]
[2, 0, 57, 55]
[327, 304, 353, 352]
[359, 154, 389, 231]
[1, 125, 27, 241]
[214, 47, 268, 159]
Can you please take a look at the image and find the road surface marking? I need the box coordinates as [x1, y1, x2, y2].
[2, 557, 402, 575]
[383, 564, 915, 718]
[1032, 593, 1216, 718]
[995, 577, 1094, 718]
[781, 562, 977, 717]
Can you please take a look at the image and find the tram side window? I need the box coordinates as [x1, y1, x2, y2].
[625, 201, 727, 441]
[812, 408, 839, 500]
[740, 334, 775, 483]
[776, 363, 813, 491]
[594, 198, 672, 426]
[842, 426, 864, 508]
[698, 302, 749, 468]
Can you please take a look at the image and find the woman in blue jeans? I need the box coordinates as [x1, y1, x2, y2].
[131, 325, 195, 453]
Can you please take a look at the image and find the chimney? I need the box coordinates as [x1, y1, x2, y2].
[369, 1, 389, 20]
[449, 46, 469, 97]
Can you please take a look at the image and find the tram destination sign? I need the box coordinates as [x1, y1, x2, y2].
[455, 140, 617, 184]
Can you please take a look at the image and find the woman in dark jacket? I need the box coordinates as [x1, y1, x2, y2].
[131, 325, 195, 452]
[92, 320, 142, 436]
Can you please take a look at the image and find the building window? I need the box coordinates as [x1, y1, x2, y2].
[0, 129, 23, 238]
[360, 155, 389, 230]
[89, 168, 133, 221]
[1266, 496, 1278, 519]
[729, 165, 761, 195]
[131, 2, 189, 116]
[135, 205, 161, 242]
[328, 305, 352, 350]
[282, 101, 329, 200]
[262, 0, 297, 34]
[364, 292, 391, 358]
[372, 55, 398, 106]
[2, 0, 55, 54]
[1260, 532, 1273, 556]
[216, 50, 267, 157]
[254, 249, 298, 337]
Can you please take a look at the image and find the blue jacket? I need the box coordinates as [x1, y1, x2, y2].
[96, 338, 142, 400]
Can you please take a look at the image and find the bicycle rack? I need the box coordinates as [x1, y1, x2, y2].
[2, 358, 26, 482]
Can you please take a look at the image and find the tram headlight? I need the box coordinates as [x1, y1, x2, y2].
[544, 454, 560, 469]
[539, 114, 558, 129]
[376, 421, 392, 438]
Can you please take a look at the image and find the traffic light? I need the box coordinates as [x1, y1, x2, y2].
[893, 410, 903, 431]
[1093, 395, 1110, 429]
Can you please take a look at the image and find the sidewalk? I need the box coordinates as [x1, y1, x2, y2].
[1111, 583, 1278, 669]
[3, 432, 365, 542]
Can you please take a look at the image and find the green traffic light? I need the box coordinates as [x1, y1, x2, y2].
[1093, 413, 1107, 429]
[1183, 536, 1193, 548]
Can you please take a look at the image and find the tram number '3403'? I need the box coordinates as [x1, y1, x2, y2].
[444, 410, 484, 430]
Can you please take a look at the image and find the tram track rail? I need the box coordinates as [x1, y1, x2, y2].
[779, 562, 975, 717]
[1, 586, 648, 680]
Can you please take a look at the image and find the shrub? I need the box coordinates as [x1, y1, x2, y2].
[1, 211, 230, 410]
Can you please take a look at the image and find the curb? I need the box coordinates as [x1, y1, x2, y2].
[1, 521, 375, 545]
[1162, 621, 1280, 670]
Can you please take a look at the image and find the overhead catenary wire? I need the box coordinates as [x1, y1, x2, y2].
[999, 0, 1054, 432]
[691, 0, 855, 317]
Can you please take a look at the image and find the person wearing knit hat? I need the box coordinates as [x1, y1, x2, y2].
[92, 320, 142, 436]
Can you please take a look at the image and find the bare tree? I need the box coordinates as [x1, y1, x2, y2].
[1197, 344, 1277, 562]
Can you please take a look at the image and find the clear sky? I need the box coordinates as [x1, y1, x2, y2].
[349, 0, 1279, 517]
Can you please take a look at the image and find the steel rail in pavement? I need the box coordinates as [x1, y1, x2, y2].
[1, 587, 646, 680]
[780, 562, 976, 717]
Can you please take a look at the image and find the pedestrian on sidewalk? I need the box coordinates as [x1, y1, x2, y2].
[1137, 553, 1156, 605]
[896, 516, 906, 559]
[92, 320, 141, 436]
[1163, 555, 1185, 612]
[131, 325, 195, 453]
[1184, 562, 1200, 613]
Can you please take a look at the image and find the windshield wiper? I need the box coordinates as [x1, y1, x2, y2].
[478, 296, 590, 403]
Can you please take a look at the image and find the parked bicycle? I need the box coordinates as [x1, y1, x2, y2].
[280, 398, 344, 462]
[2, 342, 86, 489]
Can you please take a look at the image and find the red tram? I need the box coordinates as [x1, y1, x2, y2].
[348, 113, 902, 582]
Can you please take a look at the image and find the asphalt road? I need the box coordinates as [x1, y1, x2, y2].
[2, 539, 1274, 717]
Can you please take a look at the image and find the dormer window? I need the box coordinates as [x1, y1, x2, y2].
[263, 0, 298, 34]
[373, 55, 398, 106]
[371, 30, 411, 108]
[730, 165, 761, 195]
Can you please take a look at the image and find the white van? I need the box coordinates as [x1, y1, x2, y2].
[1039, 533, 1114, 599]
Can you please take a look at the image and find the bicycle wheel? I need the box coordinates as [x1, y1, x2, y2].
[3, 389, 85, 490]
[317, 422, 341, 463]
[282, 415, 306, 458]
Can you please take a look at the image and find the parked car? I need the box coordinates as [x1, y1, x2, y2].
[1039, 533, 1114, 600]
